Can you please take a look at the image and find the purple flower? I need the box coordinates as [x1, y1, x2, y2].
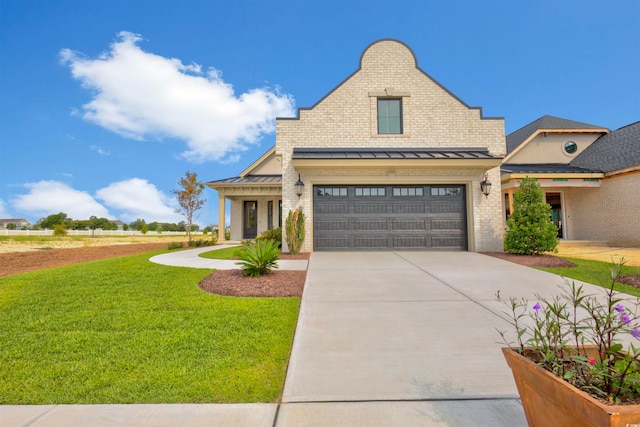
[632, 328, 640, 339]
[533, 303, 541, 311]
[620, 313, 631, 324]
[615, 304, 625, 313]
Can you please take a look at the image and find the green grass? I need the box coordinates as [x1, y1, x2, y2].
[199, 246, 242, 260]
[536, 257, 640, 297]
[0, 250, 299, 404]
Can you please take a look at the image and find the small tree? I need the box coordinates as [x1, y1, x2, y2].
[172, 171, 206, 242]
[285, 208, 306, 255]
[505, 177, 558, 255]
[53, 223, 68, 236]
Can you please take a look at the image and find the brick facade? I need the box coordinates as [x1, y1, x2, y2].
[564, 171, 640, 245]
[277, 39, 506, 252]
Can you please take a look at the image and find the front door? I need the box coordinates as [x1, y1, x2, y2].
[546, 192, 564, 238]
[243, 201, 257, 239]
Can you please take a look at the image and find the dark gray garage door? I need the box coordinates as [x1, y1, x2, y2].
[313, 185, 467, 251]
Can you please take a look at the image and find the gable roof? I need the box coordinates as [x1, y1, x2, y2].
[506, 115, 608, 154]
[571, 121, 640, 173]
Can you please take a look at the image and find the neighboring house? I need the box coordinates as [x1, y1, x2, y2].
[0, 218, 31, 229]
[207, 39, 506, 252]
[111, 220, 125, 230]
[501, 116, 640, 245]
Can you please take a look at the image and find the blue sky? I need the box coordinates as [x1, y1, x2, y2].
[1, 0, 638, 227]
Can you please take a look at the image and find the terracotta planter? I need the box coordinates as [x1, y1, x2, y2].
[503, 347, 640, 427]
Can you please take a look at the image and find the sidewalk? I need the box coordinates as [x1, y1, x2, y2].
[149, 245, 308, 270]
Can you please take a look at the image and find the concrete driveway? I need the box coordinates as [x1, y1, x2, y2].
[278, 251, 583, 425]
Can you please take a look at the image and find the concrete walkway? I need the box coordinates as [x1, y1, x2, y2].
[6, 250, 622, 426]
[149, 244, 308, 270]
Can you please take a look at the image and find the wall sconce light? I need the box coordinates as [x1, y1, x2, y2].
[295, 174, 305, 198]
[480, 172, 492, 198]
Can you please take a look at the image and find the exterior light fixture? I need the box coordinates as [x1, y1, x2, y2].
[295, 174, 305, 198]
[480, 172, 492, 198]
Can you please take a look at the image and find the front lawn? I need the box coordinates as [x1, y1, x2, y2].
[199, 246, 241, 260]
[537, 257, 640, 297]
[0, 250, 299, 404]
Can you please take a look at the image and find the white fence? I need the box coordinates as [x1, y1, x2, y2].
[1, 229, 204, 237]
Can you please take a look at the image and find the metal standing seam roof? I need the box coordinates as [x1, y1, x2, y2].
[501, 164, 601, 174]
[207, 174, 282, 185]
[292, 147, 501, 160]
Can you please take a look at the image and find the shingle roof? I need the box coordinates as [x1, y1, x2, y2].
[571, 121, 640, 172]
[506, 115, 607, 154]
[207, 175, 282, 185]
[292, 147, 500, 160]
[501, 164, 600, 174]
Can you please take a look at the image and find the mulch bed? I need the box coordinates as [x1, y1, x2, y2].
[199, 269, 306, 297]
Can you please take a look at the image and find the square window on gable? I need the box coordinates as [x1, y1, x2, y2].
[378, 98, 403, 134]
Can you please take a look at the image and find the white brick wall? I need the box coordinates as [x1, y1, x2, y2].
[277, 40, 506, 252]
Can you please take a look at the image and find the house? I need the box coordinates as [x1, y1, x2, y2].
[207, 39, 506, 252]
[0, 218, 31, 230]
[501, 116, 640, 245]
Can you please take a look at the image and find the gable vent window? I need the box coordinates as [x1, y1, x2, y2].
[564, 141, 578, 155]
[378, 98, 403, 134]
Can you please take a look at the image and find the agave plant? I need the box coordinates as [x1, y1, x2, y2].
[235, 239, 280, 277]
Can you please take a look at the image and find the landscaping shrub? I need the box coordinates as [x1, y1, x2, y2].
[257, 228, 282, 248]
[505, 177, 559, 255]
[167, 242, 185, 250]
[235, 239, 280, 277]
[285, 209, 305, 255]
[187, 238, 217, 248]
[53, 223, 67, 236]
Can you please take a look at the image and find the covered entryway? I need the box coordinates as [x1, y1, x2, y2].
[313, 184, 467, 251]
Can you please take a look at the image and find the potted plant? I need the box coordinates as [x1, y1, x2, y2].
[497, 260, 640, 426]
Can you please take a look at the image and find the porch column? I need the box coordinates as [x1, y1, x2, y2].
[218, 193, 226, 243]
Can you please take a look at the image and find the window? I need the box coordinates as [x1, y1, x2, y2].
[355, 187, 386, 196]
[278, 200, 282, 228]
[378, 98, 403, 134]
[564, 141, 578, 155]
[431, 187, 462, 196]
[267, 201, 273, 230]
[316, 187, 347, 196]
[393, 187, 424, 196]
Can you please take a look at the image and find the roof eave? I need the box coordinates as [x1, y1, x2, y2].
[292, 158, 503, 168]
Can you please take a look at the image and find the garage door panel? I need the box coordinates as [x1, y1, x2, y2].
[354, 219, 388, 231]
[392, 203, 425, 214]
[314, 185, 466, 251]
[392, 219, 427, 231]
[316, 220, 350, 231]
[317, 237, 350, 249]
[393, 235, 428, 248]
[354, 236, 389, 249]
[316, 203, 349, 214]
[430, 203, 462, 213]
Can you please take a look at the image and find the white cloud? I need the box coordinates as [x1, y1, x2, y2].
[90, 145, 110, 156]
[0, 199, 12, 218]
[60, 31, 295, 163]
[95, 178, 180, 223]
[10, 181, 111, 220]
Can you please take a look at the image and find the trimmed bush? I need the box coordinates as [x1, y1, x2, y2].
[167, 242, 185, 250]
[187, 238, 217, 248]
[505, 177, 559, 255]
[257, 228, 282, 248]
[235, 239, 280, 277]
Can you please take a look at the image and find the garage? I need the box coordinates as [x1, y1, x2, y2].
[313, 184, 467, 251]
